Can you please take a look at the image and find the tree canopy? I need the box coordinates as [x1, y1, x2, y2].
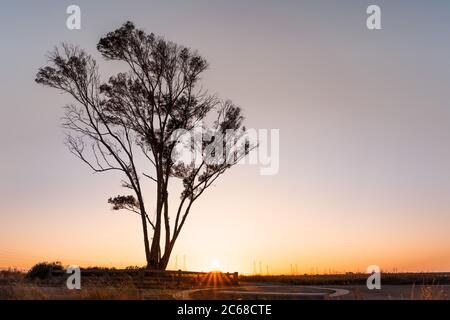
[36, 22, 252, 269]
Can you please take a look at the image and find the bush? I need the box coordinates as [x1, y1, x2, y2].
[125, 266, 142, 271]
[27, 262, 64, 280]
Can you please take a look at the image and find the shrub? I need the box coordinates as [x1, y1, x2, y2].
[27, 262, 64, 280]
[125, 266, 142, 271]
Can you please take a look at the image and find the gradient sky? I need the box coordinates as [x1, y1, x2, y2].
[1, 0, 450, 274]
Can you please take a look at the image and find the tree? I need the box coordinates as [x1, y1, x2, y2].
[36, 22, 252, 270]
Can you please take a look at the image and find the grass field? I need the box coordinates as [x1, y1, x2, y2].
[241, 272, 450, 285]
[1, 267, 449, 300]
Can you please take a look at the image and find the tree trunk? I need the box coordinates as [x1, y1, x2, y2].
[159, 242, 175, 270]
[140, 209, 152, 268]
[148, 220, 161, 269]
[148, 175, 163, 269]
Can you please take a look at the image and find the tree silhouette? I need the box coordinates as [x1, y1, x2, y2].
[36, 22, 251, 270]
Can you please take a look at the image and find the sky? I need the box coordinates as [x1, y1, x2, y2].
[1, 0, 450, 274]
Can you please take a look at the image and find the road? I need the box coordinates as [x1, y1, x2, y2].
[176, 283, 450, 300]
[176, 283, 349, 300]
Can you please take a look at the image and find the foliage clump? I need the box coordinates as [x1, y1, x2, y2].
[27, 262, 64, 280]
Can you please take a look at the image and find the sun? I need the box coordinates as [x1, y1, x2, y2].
[210, 259, 221, 271]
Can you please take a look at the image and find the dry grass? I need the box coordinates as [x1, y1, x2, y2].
[2, 269, 449, 300]
[241, 272, 450, 286]
[0, 268, 210, 300]
[415, 284, 449, 300]
[0, 282, 177, 300]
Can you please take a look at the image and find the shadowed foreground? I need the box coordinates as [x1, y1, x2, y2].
[1, 269, 449, 300]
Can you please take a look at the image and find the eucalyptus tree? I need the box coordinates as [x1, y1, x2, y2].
[36, 22, 251, 270]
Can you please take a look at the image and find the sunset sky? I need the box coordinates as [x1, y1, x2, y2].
[1, 0, 450, 274]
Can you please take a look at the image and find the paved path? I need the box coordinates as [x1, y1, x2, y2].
[175, 283, 350, 300]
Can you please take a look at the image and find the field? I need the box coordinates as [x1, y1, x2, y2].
[241, 272, 450, 286]
[0, 268, 237, 300]
[1, 268, 449, 300]
[240, 273, 450, 300]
